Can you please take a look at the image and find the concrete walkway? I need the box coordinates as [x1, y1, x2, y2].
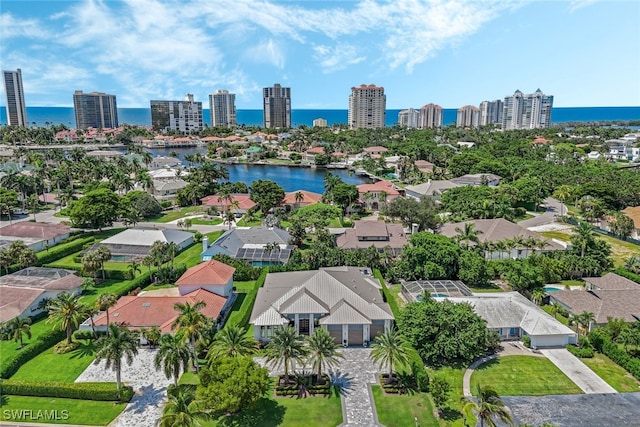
[256, 347, 382, 427]
[540, 349, 617, 394]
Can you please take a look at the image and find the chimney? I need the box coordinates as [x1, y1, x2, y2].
[202, 236, 209, 253]
[411, 223, 419, 234]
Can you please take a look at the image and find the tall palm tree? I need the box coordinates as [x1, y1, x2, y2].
[463, 384, 514, 427]
[96, 293, 118, 336]
[306, 327, 343, 384]
[531, 288, 545, 306]
[8, 316, 31, 348]
[94, 323, 139, 391]
[47, 292, 87, 344]
[550, 302, 562, 319]
[127, 260, 141, 279]
[160, 385, 209, 427]
[171, 301, 208, 372]
[294, 191, 304, 208]
[578, 311, 596, 336]
[207, 325, 258, 361]
[370, 328, 410, 383]
[265, 326, 308, 384]
[155, 334, 191, 386]
[223, 210, 236, 230]
[96, 246, 111, 280]
[454, 223, 483, 249]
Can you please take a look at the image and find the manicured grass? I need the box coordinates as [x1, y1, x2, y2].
[234, 281, 257, 292]
[427, 365, 469, 426]
[387, 283, 408, 308]
[11, 340, 96, 383]
[372, 385, 439, 427]
[79, 278, 139, 306]
[0, 395, 127, 426]
[580, 353, 640, 392]
[0, 318, 55, 374]
[179, 371, 200, 385]
[191, 218, 223, 226]
[201, 392, 343, 427]
[470, 355, 582, 396]
[174, 231, 224, 268]
[148, 206, 205, 223]
[541, 305, 570, 326]
[51, 252, 131, 271]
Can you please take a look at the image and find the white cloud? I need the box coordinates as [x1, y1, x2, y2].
[569, 0, 600, 13]
[245, 39, 285, 69]
[313, 44, 366, 73]
[1, 13, 49, 39]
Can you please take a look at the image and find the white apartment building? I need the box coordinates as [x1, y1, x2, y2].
[150, 94, 203, 134]
[348, 84, 386, 129]
[398, 108, 420, 129]
[479, 99, 503, 126]
[456, 105, 480, 128]
[209, 90, 236, 128]
[419, 103, 443, 129]
[313, 118, 327, 128]
[502, 89, 553, 130]
[2, 69, 28, 127]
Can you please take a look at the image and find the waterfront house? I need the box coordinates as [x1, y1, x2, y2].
[201, 226, 294, 266]
[335, 220, 407, 256]
[281, 190, 323, 210]
[201, 193, 256, 215]
[304, 146, 325, 163]
[404, 179, 460, 202]
[357, 180, 400, 210]
[250, 267, 394, 346]
[362, 146, 388, 156]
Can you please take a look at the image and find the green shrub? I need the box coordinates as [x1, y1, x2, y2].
[522, 335, 531, 348]
[375, 269, 400, 318]
[36, 236, 95, 266]
[615, 268, 640, 284]
[229, 269, 267, 328]
[602, 341, 640, 380]
[588, 328, 610, 352]
[0, 380, 133, 402]
[567, 344, 594, 358]
[0, 330, 66, 379]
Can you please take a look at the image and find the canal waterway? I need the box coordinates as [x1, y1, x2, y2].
[144, 146, 368, 193]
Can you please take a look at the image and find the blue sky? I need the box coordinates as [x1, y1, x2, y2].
[1, 0, 639, 109]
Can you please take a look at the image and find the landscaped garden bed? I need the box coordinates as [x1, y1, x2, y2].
[275, 374, 331, 397]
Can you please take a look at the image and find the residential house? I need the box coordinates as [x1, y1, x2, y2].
[0, 222, 71, 252]
[414, 160, 434, 175]
[404, 179, 461, 202]
[335, 220, 407, 256]
[622, 206, 640, 240]
[450, 173, 501, 187]
[147, 156, 182, 169]
[150, 179, 188, 200]
[249, 267, 394, 346]
[201, 193, 256, 215]
[201, 226, 294, 266]
[357, 180, 400, 210]
[89, 227, 194, 262]
[281, 190, 323, 210]
[362, 146, 388, 156]
[304, 146, 325, 163]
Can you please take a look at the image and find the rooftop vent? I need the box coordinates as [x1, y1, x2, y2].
[142, 302, 151, 307]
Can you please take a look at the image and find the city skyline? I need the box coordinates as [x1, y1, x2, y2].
[1, 1, 639, 109]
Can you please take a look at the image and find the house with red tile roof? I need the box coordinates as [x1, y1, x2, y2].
[304, 146, 325, 162]
[281, 190, 323, 209]
[176, 259, 235, 297]
[357, 180, 400, 210]
[201, 193, 256, 214]
[0, 222, 71, 252]
[363, 146, 388, 156]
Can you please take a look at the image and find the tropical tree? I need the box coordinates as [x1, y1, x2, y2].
[81, 250, 102, 279]
[207, 325, 258, 361]
[94, 323, 139, 391]
[531, 288, 545, 306]
[370, 328, 410, 382]
[155, 334, 192, 386]
[95, 293, 118, 336]
[306, 327, 343, 384]
[96, 245, 112, 280]
[577, 311, 596, 336]
[160, 385, 209, 427]
[549, 302, 562, 319]
[626, 255, 640, 274]
[171, 301, 208, 372]
[294, 191, 304, 208]
[454, 222, 483, 249]
[47, 292, 87, 344]
[8, 316, 32, 348]
[223, 210, 236, 230]
[265, 326, 308, 384]
[127, 260, 141, 279]
[463, 384, 514, 427]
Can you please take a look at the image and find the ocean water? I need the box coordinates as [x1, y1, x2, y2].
[1, 106, 639, 128]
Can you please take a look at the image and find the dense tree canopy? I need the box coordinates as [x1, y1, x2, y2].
[394, 232, 461, 280]
[381, 196, 439, 232]
[68, 188, 123, 229]
[249, 180, 285, 214]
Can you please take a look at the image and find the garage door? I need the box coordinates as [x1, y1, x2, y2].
[327, 326, 342, 344]
[530, 334, 570, 348]
[348, 325, 363, 345]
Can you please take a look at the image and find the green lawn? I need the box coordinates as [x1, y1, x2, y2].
[427, 366, 469, 427]
[469, 285, 504, 293]
[148, 206, 205, 223]
[50, 252, 131, 272]
[0, 395, 127, 426]
[0, 318, 55, 375]
[372, 386, 439, 427]
[387, 283, 408, 308]
[201, 393, 343, 427]
[11, 340, 96, 382]
[470, 356, 582, 396]
[580, 353, 640, 392]
[79, 278, 139, 306]
[191, 218, 223, 226]
[174, 232, 224, 268]
[541, 305, 570, 326]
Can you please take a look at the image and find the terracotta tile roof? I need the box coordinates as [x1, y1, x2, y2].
[92, 288, 227, 333]
[622, 206, 640, 229]
[306, 147, 325, 154]
[363, 146, 388, 153]
[282, 190, 323, 205]
[0, 286, 45, 322]
[176, 260, 235, 287]
[200, 193, 256, 210]
[357, 180, 400, 196]
[0, 222, 71, 240]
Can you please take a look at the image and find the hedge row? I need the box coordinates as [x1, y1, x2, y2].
[567, 344, 594, 358]
[0, 380, 134, 402]
[602, 341, 640, 380]
[229, 269, 267, 329]
[36, 236, 95, 266]
[615, 268, 640, 284]
[375, 269, 400, 318]
[115, 271, 152, 297]
[0, 330, 66, 379]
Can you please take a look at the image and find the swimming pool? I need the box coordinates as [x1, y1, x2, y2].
[544, 286, 562, 293]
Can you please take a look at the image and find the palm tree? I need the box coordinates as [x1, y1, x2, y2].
[463, 384, 514, 427]
[578, 311, 596, 336]
[171, 301, 208, 372]
[370, 328, 410, 383]
[47, 292, 87, 344]
[294, 191, 304, 208]
[265, 326, 308, 384]
[160, 385, 210, 427]
[454, 222, 483, 249]
[223, 210, 236, 230]
[127, 260, 141, 279]
[96, 293, 118, 336]
[207, 325, 258, 361]
[531, 288, 545, 306]
[568, 313, 580, 335]
[549, 302, 562, 319]
[96, 245, 111, 280]
[155, 334, 191, 386]
[552, 185, 572, 217]
[8, 316, 32, 348]
[94, 323, 139, 391]
[306, 328, 343, 384]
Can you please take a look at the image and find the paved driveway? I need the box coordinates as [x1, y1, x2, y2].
[540, 349, 616, 394]
[76, 349, 173, 427]
[519, 197, 567, 228]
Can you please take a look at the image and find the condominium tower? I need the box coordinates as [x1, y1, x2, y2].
[479, 99, 503, 126]
[150, 94, 203, 133]
[2, 69, 28, 127]
[456, 105, 480, 128]
[73, 91, 118, 129]
[348, 84, 386, 129]
[398, 108, 420, 129]
[263, 84, 291, 128]
[419, 104, 443, 129]
[502, 89, 553, 130]
[209, 90, 236, 127]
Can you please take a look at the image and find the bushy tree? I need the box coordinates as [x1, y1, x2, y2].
[381, 196, 439, 232]
[197, 357, 270, 414]
[249, 180, 285, 214]
[397, 296, 494, 366]
[68, 188, 123, 229]
[395, 233, 461, 280]
[458, 250, 492, 288]
[125, 190, 162, 218]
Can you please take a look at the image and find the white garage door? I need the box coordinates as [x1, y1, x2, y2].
[530, 334, 570, 348]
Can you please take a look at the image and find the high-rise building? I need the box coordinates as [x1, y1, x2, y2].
[348, 84, 386, 129]
[209, 90, 236, 127]
[398, 108, 420, 129]
[479, 100, 503, 126]
[73, 91, 118, 129]
[2, 69, 28, 127]
[418, 103, 443, 129]
[150, 94, 203, 133]
[263, 84, 291, 128]
[312, 118, 327, 128]
[456, 105, 480, 128]
[502, 89, 553, 130]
